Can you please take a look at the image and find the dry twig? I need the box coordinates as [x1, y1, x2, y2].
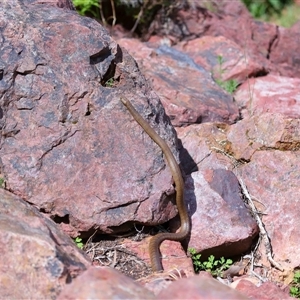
[109, 0, 116, 26]
[211, 146, 284, 272]
[98, 0, 107, 26]
[237, 178, 283, 272]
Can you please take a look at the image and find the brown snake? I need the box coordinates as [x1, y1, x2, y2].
[120, 96, 190, 272]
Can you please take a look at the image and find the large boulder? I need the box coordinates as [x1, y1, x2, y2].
[0, 0, 180, 237]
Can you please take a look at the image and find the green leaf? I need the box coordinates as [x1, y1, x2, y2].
[219, 257, 225, 264]
[72, 0, 99, 17]
[268, 0, 281, 11]
[292, 288, 300, 296]
[208, 255, 215, 263]
[0, 177, 5, 188]
[74, 237, 84, 249]
[217, 55, 224, 65]
[188, 247, 196, 255]
[294, 271, 300, 280]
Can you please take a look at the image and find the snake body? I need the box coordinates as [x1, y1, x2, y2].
[120, 96, 190, 272]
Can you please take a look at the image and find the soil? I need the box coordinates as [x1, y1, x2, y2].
[84, 235, 152, 280]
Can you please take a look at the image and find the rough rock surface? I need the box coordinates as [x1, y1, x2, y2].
[58, 267, 249, 299]
[118, 38, 239, 127]
[239, 150, 300, 268]
[147, 0, 277, 74]
[185, 169, 258, 258]
[234, 279, 293, 300]
[177, 124, 258, 258]
[26, 0, 75, 9]
[234, 75, 300, 119]
[0, 0, 180, 236]
[176, 122, 231, 175]
[176, 112, 300, 268]
[270, 21, 300, 78]
[157, 272, 249, 299]
[0, 189, 90, 299]
[58, 267, 156, 299]
[147, 1, 300, 79]
[175, 35, 265, 83]
[227, 113, 300, 160]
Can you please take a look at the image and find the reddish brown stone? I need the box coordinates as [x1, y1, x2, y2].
[0, 0, 181, 237]
[0, 189, 90, 299]
[27, 0, 75, 9]
[58, 267, 155, 299]
[270, 21, 300, 78]
[118, 38, 239, 127]
[235, 279, 293, 300]
[239, 150, 300, 269]
[184, 169, 258, 258]
[175, 36, 264, 83]
[157, 273, 249, 299]
[177, 124, 258, 258]
[227, 113, 300, 160]
[234, 74, 300, 119]
[147, 0, 277, 75]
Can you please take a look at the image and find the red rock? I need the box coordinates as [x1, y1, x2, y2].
[148, 1, 250, 43]
[0, 0, 181, 236]
[185, 169, 258, 258]
[234, 74, 300, 119]
[28, 0, 75, 9]
[227, 113, 300, 160]
[148, 1, 277, 75]
[58, 267, 155, 299]
[235, 279, 293, 300]
[177, 124, 258, 258]
[157, 272, 249, 299]
[176, 123, 231, 175]
[239, 150, 300, 268]
[179, 115, 300, 270]
[118, 38, 239, 126]
[270, 21, 300, 78]
[120, 1, 300, 80]
[0, 189, 90, 299]
[175, 36, 264, 83]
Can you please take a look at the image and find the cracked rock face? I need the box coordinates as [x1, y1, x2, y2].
[0, 0, 179, 236]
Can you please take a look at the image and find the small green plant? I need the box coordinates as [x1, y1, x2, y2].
[189, 248, 233, 277]
[217, 55, 225, 74]
[72, 0, 100, 18]
[105, 78, 115, 87]
[242, 0, 293, 19]
[189, 247, 203, 272]
[215, 78, 239, 94]
[290, 271, 300, 298]
[74, 237, 84, 249]
[271, 3, 300, 28]
[0, 177, 5, 189]
[214, 55, 239, 94]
